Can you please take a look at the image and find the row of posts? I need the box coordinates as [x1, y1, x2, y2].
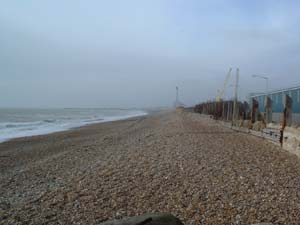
[194, 100, 248, 121]
[195, 94, 293, 127]
[252, 94, 293, 127]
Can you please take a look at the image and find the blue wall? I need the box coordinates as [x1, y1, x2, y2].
[250, 87, 300, 113]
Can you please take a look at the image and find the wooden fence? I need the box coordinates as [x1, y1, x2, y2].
[194, 99, 292, 146]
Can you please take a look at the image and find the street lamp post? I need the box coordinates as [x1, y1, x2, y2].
[252, 74, 270, 123]
[252, 74, 269, 97]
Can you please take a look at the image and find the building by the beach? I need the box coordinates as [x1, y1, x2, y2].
[249, 85, 300, 125]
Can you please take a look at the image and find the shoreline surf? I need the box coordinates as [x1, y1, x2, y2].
[0, 109, 147, 143]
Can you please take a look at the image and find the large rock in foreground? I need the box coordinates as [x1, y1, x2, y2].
[97, 213, 184, 225]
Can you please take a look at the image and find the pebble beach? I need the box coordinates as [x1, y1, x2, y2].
[1, 111, 300, 224]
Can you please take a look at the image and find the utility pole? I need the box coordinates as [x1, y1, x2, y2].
[233, 68, 239, 121]
[176, 86, 179, 107]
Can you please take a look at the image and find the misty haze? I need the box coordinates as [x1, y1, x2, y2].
[1, 1, 300, 225]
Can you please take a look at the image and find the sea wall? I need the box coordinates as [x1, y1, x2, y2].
[282, 127, 300, 157]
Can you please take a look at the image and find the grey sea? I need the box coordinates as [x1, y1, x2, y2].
[0, 108, 147, 142]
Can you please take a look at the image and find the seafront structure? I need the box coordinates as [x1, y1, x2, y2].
[249, 85, 300, 126]
[194, 84, 300, 157]
[195, 85, 300, 126]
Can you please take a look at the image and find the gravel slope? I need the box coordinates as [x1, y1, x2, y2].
[1, 111, 300, 225]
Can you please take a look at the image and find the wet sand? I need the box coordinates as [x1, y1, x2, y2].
[1, 111, 300, 225]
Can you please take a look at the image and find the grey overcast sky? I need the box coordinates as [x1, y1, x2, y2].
[1, 0, 300, 108]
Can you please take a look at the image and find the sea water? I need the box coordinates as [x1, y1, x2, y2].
[0, 108, 147, 143]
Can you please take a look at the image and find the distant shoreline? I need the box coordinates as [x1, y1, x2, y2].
[0, 110, 148, 144]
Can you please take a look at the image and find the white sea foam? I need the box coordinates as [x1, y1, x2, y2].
[0, 109, 147, 143]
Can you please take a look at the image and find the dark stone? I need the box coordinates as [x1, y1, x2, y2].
[96, 213, 184, 225]
[251, 223, 276, 225]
